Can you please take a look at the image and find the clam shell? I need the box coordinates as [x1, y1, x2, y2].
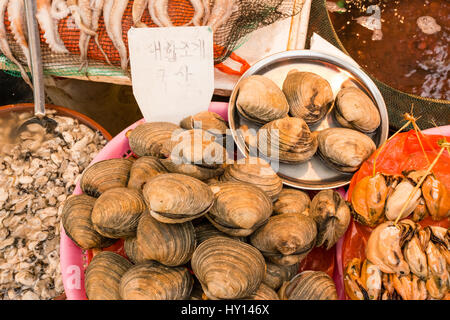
[136, 211, 196, 266]
[127, 156, 168, 191]
[160, 157, 225, 181]
[143, 173, 214, 224]
[206, 182, 273, 237]
[263, 261, 299, 290]
[128, 122, 181, 157]
[250, 212, 317, 266]
[180, 111, 228, 136]
[317, 128, 376, 173]
[85, 251, 133, 300]
[282, 70, 333, 125]
[310, 190, 351, 249]
[278, 271, 338, 300]
[257, 117, 318, 164]
[120, 262, 193, 300]
[123, 236, 148, 264]
[220, 157, 283, 201]
[236, 75, 289, 124]
[245, 283, 280, 300]
[273, 188, 311, 215]
[194, 220, 245, 245]
[80, 158, 132, 197]
[91, 187, 146, 238]
[191, 236, 265, 300]
[334, 87, 381, 133]
[61, 194, 116, 250]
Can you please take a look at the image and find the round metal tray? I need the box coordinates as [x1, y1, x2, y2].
[228, 50, 389, 190]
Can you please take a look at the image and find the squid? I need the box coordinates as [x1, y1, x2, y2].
[201, 0, 210, 25]
[91, 0, 111, 64]
[149, 0, 172, 27]
[189, 0, 204, 26]
[107, 0, 129, 71]
[206, 0, 235, 32]
[0, 0, 32, 88]
[51, 0, 70, 20]
[132, 0, 148, 28]
[77, 0, 93, 70]
[36, 0, 69, 53]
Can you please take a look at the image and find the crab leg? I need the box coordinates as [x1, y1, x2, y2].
[206, 0, 235, 32]
[0, 0, 32, 88]
[108, 0, 128, 71]
[132, 0, 148, 27]
[36, 0, 68, 53]
[8, 0, 32, 73]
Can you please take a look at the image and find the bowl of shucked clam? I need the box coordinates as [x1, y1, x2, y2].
[228, 50, 389, 190]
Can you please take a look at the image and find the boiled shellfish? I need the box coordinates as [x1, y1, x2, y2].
[278, 271, 338, 300]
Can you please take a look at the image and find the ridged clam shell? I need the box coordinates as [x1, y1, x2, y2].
[257, 117, 318, 164]
[273, 188, 311, 215]
[180, 111, 228, 136]
[278, 271, 338, 300]
[250, 212, 317, 266]
[128, 122, 181, 157]
[80, 158, 132, 197]
[127, 156, 168, 191]
[61, 194, 116, 250]
[91, 187, 146, 238]
[263, 261, 299, 290]
[124, 236, 148, 264]
[317, 128, 376, 173]
[85, 251, 132, 300]
[206, 182, 273, 237]
[160, 157, 225, 181]
[194, 220, 245, 245]
[310, 190, 351, 249]
[120, 262, 193, 300]
[282, 70, 333, 125]
[236, 75, 289, 124]
[143, 173, 214, 224]
[220, 157, 283, 201]
[191, 236, 265, 300]
[245, 283, 280, 300]
[334, 87, 381, 133]
[136, 211, 196, 266]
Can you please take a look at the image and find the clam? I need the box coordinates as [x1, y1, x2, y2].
[91, 187, 146, 238]
[391, 273, 428, 300]
[120, 262, 193, 300]
[403, 231, 428, 280]
[180, 111, 228, 136]
[80, 158, 132, 197]
[425, 239, 449, 299]
[61, 194, 116, 250]
[411, 197, 430, 222]
[250, 212, 317, 266]
[127, 156, 168, 191]
[333, 87, 381, 133]
[351, 173, 388, 227]
[194, 220, 245, 245]
[142, 173, 214, 224]
[273, 188, 311, 216]
[236, 75, 289, 124]
[422, 175, 450, 221]
[191, 236, 265, 300]
[317, 128, 376, 173]
[245, 283, 280, 300]
[359, 259, 383, 300]
[310, 190, 351, 249]
[206, 182, 273, 237]
[85, 251, 133, 300]
[220, 156, 283, 201]
[160, 157, 225, 181]
[278, 271, 338, 300]
[136, 211, 196, 266]
[128, 122, 181, 157]
[344, 258, 371, 300]
[282, 70, 333, 125]
[257, 117, 318, 164]
[263, 261, 299, 290]
[123, 236, 148, 264]
[385, 179, 421, 221]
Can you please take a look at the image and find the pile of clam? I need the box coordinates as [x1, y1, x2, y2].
[61, 113, 349, 300]
[236, 71, 380, 172]
[344, 220, 449, 300]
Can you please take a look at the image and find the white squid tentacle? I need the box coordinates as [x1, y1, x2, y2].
[108, 0, 129, 71]
[67, 0, 97, 36]
[51, 0, 70, 20]
[91, 0, 111, 64]
[132, 0, 148, 28]
[153, 0, 172, 27]
[77, 0, 92, 70]
[201, 0, 210, 25]
[189, 0, 204, 26]
[0, 0, 32, 88]
[148, 0, 163, 27]
[36, 0, 69, 54]
[8, 0, 32, 72]
[207, 0, 235, 32]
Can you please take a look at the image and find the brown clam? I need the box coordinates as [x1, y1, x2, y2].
[206, 182, 273, 237]
[128, 122, 181, 158]
[91, 187, 146, 238]
[273, 188, 311, 216]
[180, 111, 228, 136]
[317, 128, 376, 173]
[80, 158, 132, 197]
[245, 283, 280, 300]
[61, 194, 116, 250]
[194, 220, 245, 245]
[136, 211, 196, 266]
[127, 156, 168, 191]
[282, 70, 334, 125]
[263, 261, 299, 290]
[123, 236, 148, 265]
[278, 271, 338, 300]
[310, 190, 351, 249]
[160, 157, 225, 181]
[422, 175, 450, 221]
[385, 179, 422, 221]
[85, 251, 133, 300]
[191, 237, 265, 300]
[119, 262, 193, 300]
[220, 156, 283, 201]
[250, 212, 317, 266]
[257, 117, 318, 164]
[333, 86, 381, 133]
[236, 75, 289, 124]
[142, 173, 214, 224]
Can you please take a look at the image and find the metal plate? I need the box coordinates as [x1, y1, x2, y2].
[228, 50, 389, 190]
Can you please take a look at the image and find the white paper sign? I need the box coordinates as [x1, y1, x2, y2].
[128, 27, 214, 123]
